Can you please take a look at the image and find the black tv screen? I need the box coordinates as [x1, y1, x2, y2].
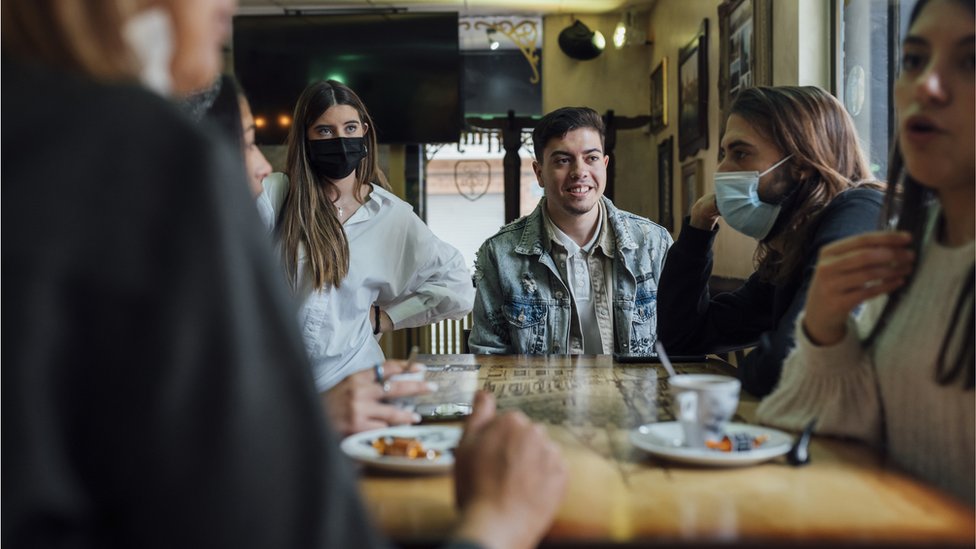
[233, 13, 461, 145]
[462, 50, 542, 117]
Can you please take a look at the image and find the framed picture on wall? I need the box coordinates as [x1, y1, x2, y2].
[718, 0, 772, 140]
[649, 58, 668, 133]
[681, 159, 704, 219]
[657, 136, 674, 231]
[678, 19, 709, 160]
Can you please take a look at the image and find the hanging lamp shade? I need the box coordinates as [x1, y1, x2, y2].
[558, 20, 605, 61]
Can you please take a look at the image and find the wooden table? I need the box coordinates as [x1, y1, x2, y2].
[358, 355, 975, 547]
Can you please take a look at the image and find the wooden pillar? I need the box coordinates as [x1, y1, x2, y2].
[501, 111, 523, 224]
[604, 109, 617, 202]
[404, 144, 425, 221]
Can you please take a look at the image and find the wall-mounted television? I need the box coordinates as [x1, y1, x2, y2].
[233, 13, 461, 145]
[462, 50, 542, 117]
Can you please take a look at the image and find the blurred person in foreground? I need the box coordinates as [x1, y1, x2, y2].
[1, 2, 566, 548]
[757, 0, 974, 505]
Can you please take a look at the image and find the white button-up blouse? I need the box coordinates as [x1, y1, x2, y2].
[257, 173, 474, 391]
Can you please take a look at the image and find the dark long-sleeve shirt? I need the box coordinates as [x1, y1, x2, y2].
[657, 188, 883, 397]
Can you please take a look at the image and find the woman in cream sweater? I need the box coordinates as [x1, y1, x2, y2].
[757, 0, 974, 505]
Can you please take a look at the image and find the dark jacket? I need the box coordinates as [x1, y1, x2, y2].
[2, 59, 385, 549]
[656, 187, 884, 397]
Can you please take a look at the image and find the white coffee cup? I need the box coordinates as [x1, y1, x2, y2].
[669, 374, 741, 448]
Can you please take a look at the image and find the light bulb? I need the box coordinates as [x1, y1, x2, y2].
[592, 30, 606, 50]
[613, 21, 626, 49]
[486, 28, 500, 51]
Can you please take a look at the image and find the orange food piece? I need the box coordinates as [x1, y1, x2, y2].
[372, 436, 440, 459]
[705, 438, 732, 452]
[705, 433, 770, 452]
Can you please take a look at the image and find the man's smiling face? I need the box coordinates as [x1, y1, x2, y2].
[534, 127, 609, 221]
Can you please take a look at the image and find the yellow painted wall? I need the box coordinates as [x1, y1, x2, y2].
[772, 0, 832, 88]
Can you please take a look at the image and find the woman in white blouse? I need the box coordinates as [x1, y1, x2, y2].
[257, 79, 474, 393]
[757, 0, 974, 504]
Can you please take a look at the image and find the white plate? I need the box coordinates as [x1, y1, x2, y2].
[629, 422, 793, 466]
[340, 425, 462, 474]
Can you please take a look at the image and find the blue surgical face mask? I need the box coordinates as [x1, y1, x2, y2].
[714, 155, 793, 240]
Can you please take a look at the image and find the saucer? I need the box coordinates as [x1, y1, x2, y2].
[629, 422, 793, 466]
[341, 425, 462, 474]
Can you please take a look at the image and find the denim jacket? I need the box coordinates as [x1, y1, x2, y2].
[469, 197, 673, 355]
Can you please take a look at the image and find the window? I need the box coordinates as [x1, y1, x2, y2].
[425, 136, 541, 272]
[835, 0, 916, 181]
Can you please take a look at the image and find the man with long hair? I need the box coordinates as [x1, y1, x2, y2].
[657, 86, 884, 396]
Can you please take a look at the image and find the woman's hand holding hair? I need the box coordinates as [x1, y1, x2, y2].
[452, 391, 567, 549]
[803, 231, 915, 346]
[322, 360, 432, 436]
[689, 193, 721, 231]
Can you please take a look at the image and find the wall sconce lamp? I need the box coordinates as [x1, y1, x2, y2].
[557, 20, 605, 61]
[486, 27, 500, 50]
[613, 11, 648, 49]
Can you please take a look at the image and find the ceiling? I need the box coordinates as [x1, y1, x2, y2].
[237, 0, 658, 16]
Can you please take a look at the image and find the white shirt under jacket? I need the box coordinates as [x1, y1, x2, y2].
[257, 173, 474, 391]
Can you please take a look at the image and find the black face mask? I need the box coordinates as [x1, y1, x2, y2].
[308, 137, 367, 180]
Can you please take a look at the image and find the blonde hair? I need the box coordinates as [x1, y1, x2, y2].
[278, 80, 390, 291]
[2, 0, 141, 82]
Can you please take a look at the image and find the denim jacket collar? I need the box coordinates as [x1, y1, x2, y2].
[515, 196, 637, 257]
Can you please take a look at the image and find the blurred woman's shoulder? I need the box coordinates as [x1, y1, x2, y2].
[5, 57, 253, 242]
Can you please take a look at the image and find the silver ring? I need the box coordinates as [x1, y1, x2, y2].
[373, 363, 384, 383]
[382, 381, 392, 394]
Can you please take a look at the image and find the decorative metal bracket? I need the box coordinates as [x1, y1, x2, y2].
[460, 19, 541, 84]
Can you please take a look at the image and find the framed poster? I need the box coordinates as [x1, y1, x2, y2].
[657, 136, 674, 231]
[649, 58, 668, 133]
[718, 0, 772, 139]
[678, 19, 709, 160]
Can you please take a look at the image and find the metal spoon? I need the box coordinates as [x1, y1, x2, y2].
[654, 341, 678, 378]
[786, 418, 817, 466]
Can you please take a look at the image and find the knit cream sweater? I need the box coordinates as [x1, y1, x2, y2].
[757, 210, 975, 505]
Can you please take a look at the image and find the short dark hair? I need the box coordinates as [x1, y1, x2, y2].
[532, 107, 605, 161]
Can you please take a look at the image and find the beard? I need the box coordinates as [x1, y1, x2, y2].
[762, 178, 805, 243]
[757, 168, 797, 206]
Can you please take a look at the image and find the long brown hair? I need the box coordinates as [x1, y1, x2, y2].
[729, 86, 881, 284]
[865, 0, 975, 389]
[2, 0, 139, 81]
[278, 80, 390, 290]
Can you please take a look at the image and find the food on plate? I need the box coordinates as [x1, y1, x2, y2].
[705, 432, 770, 452]
[372, 436, 441, 459]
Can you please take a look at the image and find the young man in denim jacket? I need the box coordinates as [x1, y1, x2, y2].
[469, 107, 673, 355]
